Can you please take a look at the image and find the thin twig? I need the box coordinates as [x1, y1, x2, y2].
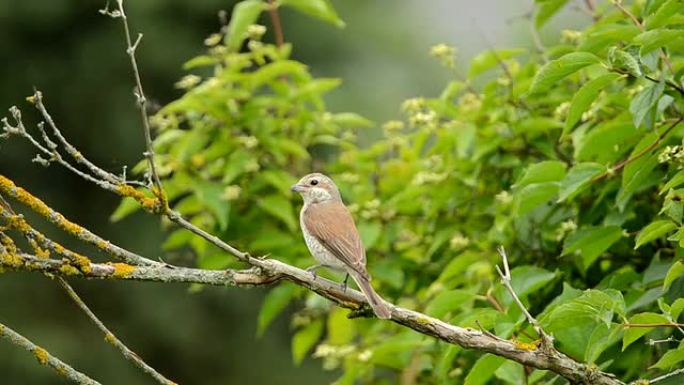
[115, 0, 163, 193]
[593, 117, 683, 182]
[0, 321, 101, 385]
[33, 91, 124, 185]
[0, 174, 160, 267]
[496, 246, 555, 351]
[647, 368, 684, 384]
[624, 322, 684, 328]
[529, 19, 548, 63]
[267, 0, 284, 47]
[643, 75, 684, 97]
[57, 278, 176, 385]
[647, 337, 677, 345]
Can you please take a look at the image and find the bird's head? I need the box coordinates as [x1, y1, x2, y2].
[291, 173, 341, 204]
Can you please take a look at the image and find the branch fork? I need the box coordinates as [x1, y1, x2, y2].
[496, 246, 555, 352]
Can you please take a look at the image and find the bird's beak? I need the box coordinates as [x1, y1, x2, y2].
[291, 184, 306, 193]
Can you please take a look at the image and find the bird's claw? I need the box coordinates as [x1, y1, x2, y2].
[341, 273, 349, 292]
[306, 265, 321, 280]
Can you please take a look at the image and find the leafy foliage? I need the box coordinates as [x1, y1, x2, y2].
[115, 0, 684, 383]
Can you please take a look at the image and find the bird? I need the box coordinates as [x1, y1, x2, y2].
[291, 173, 392, 319]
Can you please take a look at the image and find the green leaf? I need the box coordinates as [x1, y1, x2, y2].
[281, 0, 345, 28]
[543, 290, 621, 358]
[635, 220, 676, 249]
[558, 163, 605, 201]
[258, 195, 297, 231]
[617, 131, 665, 209]
[585, 323, 622, 363]
[545, 290, 622, 329]
[437, 345, 462, 383]
[562, 226, 623, 271]
[534, 0, 570, 29]
[670, 298, 684, 320]
[194, 180, 230, 230]
[495, 361, 525, 385]
[564, 73, 623, 134]
[645, 0, 684, 29]
[464, 354, 506, 385]
[508, 266, 557, 299]
[633, 29, 684, 55]
[664, 260, 684, 290]
[623, 312, 670, 350]
[513, 182, 559, 216]
[528, 52, 600, 94]
[575, 122, 640, 164]
[468, 48, 526, 78]
[661, 170, 684, 194]
[257, 285, 297, 336]
[371, 332, 424, 369]
[226, 0, 266, 51]
[261, 169, 298, 196]
[629, 81, 664, 128]
[438, 252, 481, 283]
[651, 343, 684, 369]
[515, 160, 567, 187]
[331, 112, 374, 128]
[579, 24, 641, 53]
[292, 319, 324, 365]
[358, 221, 382, 249]
[424, 289, 473, 318]
[110, 197, 141, 222]
[326, 307, 354, 345]
[608, 48, 642, 77]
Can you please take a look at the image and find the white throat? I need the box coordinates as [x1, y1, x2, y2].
[305, 187, 333, 204]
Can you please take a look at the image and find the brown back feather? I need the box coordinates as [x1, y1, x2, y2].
[303, 201, 368, 278]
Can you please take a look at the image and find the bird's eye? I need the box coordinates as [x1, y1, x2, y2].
[310, 179, 318, 186]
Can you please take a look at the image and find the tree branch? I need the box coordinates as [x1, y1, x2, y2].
[496, 246, 555, 351]
[267, 0, 284, 47]
[593, 117, 683, 182]
[0, 321, 101, 385]
[57, 278, 176, 385]
[1, 247, 626, 385]
[114, 0, 164, 193]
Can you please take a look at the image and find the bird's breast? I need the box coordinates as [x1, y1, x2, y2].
[300, 206, 346, 271]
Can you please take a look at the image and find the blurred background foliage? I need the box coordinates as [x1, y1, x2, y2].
[6, 1, 684, 385]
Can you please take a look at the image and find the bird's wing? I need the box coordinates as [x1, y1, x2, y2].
[302, 201, 368, 277]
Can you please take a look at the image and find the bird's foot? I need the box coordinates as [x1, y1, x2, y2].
[306, 264, 322, 280]
[341, 273, 350, 292]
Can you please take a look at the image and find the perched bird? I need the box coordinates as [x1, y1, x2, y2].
[291, 173, 392, 319]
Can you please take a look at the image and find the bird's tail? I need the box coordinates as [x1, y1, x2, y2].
[349, 271, 391, 319]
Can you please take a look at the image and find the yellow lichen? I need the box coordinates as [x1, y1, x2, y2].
[0, 175, 51, 218]
[416, 316, 431, 325]
[33, 347, 49, 365]
[95, 239, 110, 250]
[72, 254, 92, 273]
[56, 365, 67, 376]
[34, 247, 50, 259]
[104, 333, 116, 344]
[109, 262, 136, 278]
[59, 264, 80, 276]
[512, 339, 540, 351]
[116, 184, 160, 212]
[0, 247, 23, 268]
[0, 175, 91, 240]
